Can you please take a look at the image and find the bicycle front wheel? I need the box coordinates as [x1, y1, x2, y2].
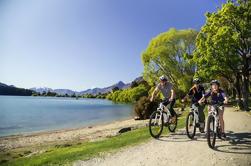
[207, 115, 216, 148]
[186, 112, 196, 139]
[149, 111, 164, 138]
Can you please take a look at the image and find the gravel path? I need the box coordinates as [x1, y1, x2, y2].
[74, 107, 251, 166]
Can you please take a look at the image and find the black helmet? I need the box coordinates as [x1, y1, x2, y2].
[210, 79, 220, 86]
[193, 78, 200, 84]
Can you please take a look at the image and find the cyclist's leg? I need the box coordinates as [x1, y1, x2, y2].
[219, 106, 225, 133]
[162, 99, 169, 107]
[198, 105, 205, 131]
[168, 99, 176, 117]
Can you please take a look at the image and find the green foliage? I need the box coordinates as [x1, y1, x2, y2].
[106, 84, 149, 103]
[141, 28, 198, 97]
[193, 0, 250, 110]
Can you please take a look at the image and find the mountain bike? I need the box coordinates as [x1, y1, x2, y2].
[206, 102, 224, 149]
[185, 103, 204, 139]
[149, 102, 177, 138]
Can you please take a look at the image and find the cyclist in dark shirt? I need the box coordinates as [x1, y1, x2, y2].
[182, 78, 206, 132]
[199, 80, 228, 138]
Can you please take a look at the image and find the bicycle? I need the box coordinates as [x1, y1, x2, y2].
[185, 103, 204, 139]
[206, 102, 224, 149]
[149, 102, 177, 138]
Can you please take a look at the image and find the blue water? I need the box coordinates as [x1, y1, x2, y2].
[0, 96, 133, 137]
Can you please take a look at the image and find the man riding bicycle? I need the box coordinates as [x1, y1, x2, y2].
[198, 80, 228, 138]
[182, 78, 206, 133]
[150, 75, 176, 123]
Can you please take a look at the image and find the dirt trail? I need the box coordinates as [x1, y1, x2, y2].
[74, 107, 251, 166]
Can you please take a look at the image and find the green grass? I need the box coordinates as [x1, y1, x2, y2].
[1, 111, 188, 166]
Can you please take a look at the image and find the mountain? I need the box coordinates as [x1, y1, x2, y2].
[30, 87, 76, 96]
[30, 87, 53, 94]
[2, 76, 145, 96]
[0, 82, 33, 96]
[79, 81, 127, 95]
[53, 89, 76, 96]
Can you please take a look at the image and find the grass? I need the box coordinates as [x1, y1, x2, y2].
[0, 110, 188, 166]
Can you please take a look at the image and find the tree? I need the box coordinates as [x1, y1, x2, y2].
[193, 0, 251, 111]
[141, 28, 198, 96]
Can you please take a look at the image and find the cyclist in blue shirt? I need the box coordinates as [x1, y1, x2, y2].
[199, 80, 228, 138]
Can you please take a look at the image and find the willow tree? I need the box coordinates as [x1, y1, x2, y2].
[141, 28, 198, 96]
[193, 0, 251, 111]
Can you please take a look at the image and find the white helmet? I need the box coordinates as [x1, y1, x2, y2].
[159, 75, 168, 81]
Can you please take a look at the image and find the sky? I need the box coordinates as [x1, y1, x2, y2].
[0, 0, 225, 91]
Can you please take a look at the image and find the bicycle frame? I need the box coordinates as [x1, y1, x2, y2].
[191, 104, 199, 126]
[156, 103, 171, 123]
[208, 105, 220, 132]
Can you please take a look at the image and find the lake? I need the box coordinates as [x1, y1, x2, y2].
[0, 96, 133, 137]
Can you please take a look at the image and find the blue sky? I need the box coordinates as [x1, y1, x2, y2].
[0, 0, 225, 91]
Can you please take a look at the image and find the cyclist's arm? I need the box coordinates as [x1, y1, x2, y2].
[199, 91, 210, 103]
[150, 87, 159, 102]
[182, 89, 193, 101]
[222, 92, 228, 104]
[170, 89, 175, 101]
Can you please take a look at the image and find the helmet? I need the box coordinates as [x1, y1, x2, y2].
[159, 75, 168, 81]
[193, 78, 200, 84]
[210, 79, 220, 86]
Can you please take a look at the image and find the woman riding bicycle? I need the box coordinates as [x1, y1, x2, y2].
[198, 80, 228, 138]
[182, 78, 206, 133]
[150, 75, 176, 122]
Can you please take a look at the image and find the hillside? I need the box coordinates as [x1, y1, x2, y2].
[0, 83, 33, 96]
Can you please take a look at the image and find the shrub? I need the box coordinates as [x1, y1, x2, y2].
[134, 96, 159, 119]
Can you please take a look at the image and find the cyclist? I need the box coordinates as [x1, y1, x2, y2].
[150, 75, 176, 123]
[182, 78, 206, 133]
[198, 80, 228, 138]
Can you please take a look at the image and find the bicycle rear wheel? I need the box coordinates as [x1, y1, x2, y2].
[207, 115, 216, 148]
[149, 111, 164, 138]
[168, 113, 177, 132]
[186, 112, 196, 139]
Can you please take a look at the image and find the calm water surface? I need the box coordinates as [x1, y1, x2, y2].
[0, 96, 133, 137]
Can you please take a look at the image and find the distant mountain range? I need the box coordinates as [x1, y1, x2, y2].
[0, 77, 144, 96]
[30, 76, 143, 96]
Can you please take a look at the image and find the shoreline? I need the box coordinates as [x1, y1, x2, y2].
[0, 116, 134, 139]
[0, 118, 148, 151]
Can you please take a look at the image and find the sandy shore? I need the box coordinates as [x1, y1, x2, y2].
[0, 119, 148, 151]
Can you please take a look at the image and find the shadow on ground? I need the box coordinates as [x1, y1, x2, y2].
[215, 131, 251, 154]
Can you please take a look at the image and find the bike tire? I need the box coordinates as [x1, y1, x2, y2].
[186, 112, 196, 139]
[149, 111, 164, 138]
[168, 113, 177, 132]
[207, 115, 216, 149]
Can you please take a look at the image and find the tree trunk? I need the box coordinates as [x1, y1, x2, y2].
[241, 55, 250, 111]
[242, 74, 250, 111]
[235, 73, 244, 110]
